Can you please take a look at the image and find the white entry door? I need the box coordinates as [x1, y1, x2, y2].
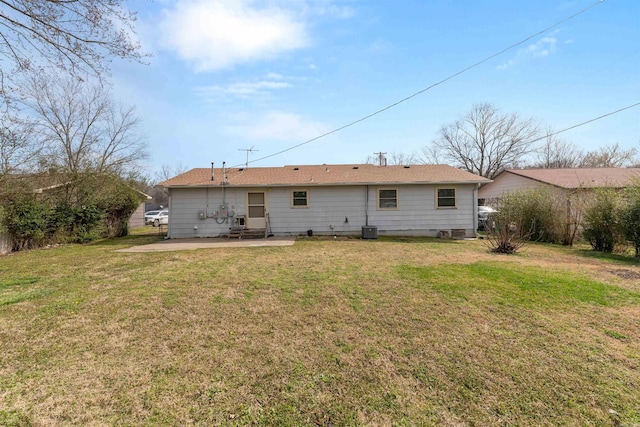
[246, 192, 266, 229]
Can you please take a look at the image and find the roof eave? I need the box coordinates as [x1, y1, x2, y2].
[164, 180, 490, 188]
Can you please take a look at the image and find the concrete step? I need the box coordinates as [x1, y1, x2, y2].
[228, 228, 267, 239]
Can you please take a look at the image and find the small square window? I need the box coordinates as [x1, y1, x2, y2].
[379, 189, 398, 209]
[437, 188, 456, 208]
[292, 190, 308, 207]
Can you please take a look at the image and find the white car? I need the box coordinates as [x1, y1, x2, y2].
[153, 211, 169, 227]
[146, 210, 168, 226]
[478, 206, 497, 230]
[144, 210, 163, 225]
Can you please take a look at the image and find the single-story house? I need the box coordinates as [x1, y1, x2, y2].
[127, 195, 154, 229]
[479, 168, 640, 202]
[158, 163, 491, 239]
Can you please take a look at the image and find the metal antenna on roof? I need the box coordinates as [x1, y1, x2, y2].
[238, 146, 259, 168]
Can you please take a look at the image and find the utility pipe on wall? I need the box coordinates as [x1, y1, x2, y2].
[365, 185, 369, 226]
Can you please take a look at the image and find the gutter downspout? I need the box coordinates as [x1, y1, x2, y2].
[365, 185, 369, 226]
[167, 188, 172, 239]
[474, 184, 479, 236]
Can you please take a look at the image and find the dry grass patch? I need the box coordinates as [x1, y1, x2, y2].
[1, 235, 639, 426]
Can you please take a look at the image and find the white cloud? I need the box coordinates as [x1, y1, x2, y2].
[497, 33, 559, 70]
[160, 0, 309, 72]
[198, 79, 292, 99]
[226, 110, 329, 142]
[528, 36, 557, 58]
[310, 4, 355, 19]
[368, 38, 392, 54]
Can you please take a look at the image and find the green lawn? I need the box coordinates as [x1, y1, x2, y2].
[1, 232, 639, 426]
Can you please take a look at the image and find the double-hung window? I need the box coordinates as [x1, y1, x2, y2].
[291, 190, 308, 208]
[436, 188, 456, 208]
[378, 189, 398, 209]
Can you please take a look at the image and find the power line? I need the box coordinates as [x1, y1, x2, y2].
[230, 0, 606, 168]
[563, 48, 640, 90]
[526, 102, 640, 144]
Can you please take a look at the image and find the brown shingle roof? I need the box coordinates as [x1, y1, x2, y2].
[159, 164, 490, 187]
[505, 168, 640, 189]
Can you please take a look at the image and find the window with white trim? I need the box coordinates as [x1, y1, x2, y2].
[291, 190, 308, 208]
[436, 188, 456, 208]
[378, 189, 398, 209]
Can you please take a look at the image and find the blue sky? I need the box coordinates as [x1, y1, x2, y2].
[112, 0, 640, 175]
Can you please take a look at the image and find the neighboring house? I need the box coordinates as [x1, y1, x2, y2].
[127, 195, 153, 229]
[158, 164, 490, 239]
[479, 168, 640, 202]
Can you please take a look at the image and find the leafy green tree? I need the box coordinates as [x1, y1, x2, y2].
[4, 196, 51, 250]
[1, 172, 145, 251]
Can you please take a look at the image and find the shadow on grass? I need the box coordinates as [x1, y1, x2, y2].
[376, 236, 466, 244]
[574, 248, 640, 266]
[88, 231, 166, 247]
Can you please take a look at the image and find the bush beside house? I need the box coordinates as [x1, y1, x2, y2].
[484, 180, 640, 257]
[0, 173, 146, 252]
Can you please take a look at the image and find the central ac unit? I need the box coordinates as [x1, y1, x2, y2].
[362, 226, 378, 239]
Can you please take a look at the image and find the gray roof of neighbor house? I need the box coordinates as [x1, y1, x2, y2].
[500, 168, 640, 189]
[158, 164, 491, 188]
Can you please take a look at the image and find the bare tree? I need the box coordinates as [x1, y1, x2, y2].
[424, 103, 539, 178]
[0, 0, 144, 90]
[155, 163, 188, 183]
[22, 73, 147, 175]
[0, 113, 37, 179]
[579, 143, 638, 168]
[532, 130, 583, 168]
[364, 151, 417, 166]
[148, 163, 189, 207]
[483, 195, 534, 254]
[417, 144, 442, 165]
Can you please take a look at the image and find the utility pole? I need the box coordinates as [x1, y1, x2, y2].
[238, 147, 259, 168]
[373, 152, 387, 166]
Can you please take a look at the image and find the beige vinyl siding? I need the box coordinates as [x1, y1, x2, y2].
[479, 172, 546, 200]
[127, 203, 146, 229]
